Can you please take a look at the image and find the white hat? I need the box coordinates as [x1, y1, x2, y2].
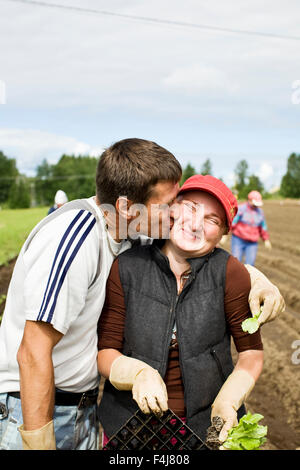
[55, 190, 68, 205]
[248, 190, 263, 207]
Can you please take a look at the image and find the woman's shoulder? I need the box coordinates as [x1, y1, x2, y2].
[118, 240, 153, 259]
[225, 254, 251, 293]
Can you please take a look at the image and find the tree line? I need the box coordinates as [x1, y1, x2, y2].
[0, 152, 98, 209]
[0, 150, 299, 209]
[182, 155, 299, 200]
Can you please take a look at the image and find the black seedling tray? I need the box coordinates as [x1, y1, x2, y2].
[103, 408, 209, 450]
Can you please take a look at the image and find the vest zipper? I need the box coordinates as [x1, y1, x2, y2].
[173, 273, 195, 417]
[210, 349, 226, 382]
[162, 279, 179, 378]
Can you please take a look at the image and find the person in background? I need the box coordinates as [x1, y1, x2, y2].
[48, 190, 69, 215]
[231, 190, 272, 266]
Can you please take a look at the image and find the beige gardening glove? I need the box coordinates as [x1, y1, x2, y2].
[18, 420, 56, 450]
[245, 264, 285, 326]
[109, 355, 168, 417]
[211, 369, 255, 443]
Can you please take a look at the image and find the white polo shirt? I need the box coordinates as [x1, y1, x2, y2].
[0, 197, 131, 393]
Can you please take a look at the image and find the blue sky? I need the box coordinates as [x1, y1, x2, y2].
[0, 0, 300, 190]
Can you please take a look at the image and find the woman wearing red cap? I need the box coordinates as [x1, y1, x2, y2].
[96, 175, 266, 447]
[231, 190, 272, 266]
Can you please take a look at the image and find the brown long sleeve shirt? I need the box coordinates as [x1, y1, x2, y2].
[97, 254, 263, 416]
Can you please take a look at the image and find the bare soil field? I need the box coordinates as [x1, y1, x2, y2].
[228, 199, 300, 450]
[1, 199, 299, 450]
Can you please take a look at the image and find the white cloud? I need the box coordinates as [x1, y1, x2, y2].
[256, 162, 274, 182]
[0, 128, 104, 175]
[162, 64, 239, 96]
[224, 171, 237, 187]
[1, 0, 299, 112]
[0, 0, 299, 182]
[0, 80, 5, 104]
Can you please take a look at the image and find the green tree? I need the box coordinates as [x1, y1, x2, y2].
[8, 177, 31, 209]
[280, 153, 300, 198]
[200, 159, 213, 176]
[35, 159, 55, 205]
[52, 154, 98, 200]
[180, 163, 196, 185]
[243, 174, 265, 198]
[234, 159, 249, 198]
[0, 151, 19, 203]
[34, 154, 99, 205]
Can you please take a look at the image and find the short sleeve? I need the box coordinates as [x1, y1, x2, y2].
[23, 209, 99, 334]
[225, 255, 263, 352]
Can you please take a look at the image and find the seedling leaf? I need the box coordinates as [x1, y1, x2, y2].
[223, 412, 268, 451]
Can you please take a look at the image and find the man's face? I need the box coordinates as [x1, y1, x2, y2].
[128, 180, 179, 239]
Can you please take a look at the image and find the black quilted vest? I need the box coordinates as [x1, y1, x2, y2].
[98, 242, 245, 441]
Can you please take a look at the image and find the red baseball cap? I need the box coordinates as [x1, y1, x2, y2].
[178, 174, 238, 229]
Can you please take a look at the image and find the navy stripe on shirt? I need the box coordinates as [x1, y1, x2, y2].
[46, 217, 97, 323]
[37, 210, 96, 322]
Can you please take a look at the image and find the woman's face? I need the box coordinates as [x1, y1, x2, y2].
[169, 190, 227, 256]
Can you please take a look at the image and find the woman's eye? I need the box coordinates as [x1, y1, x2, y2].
[206, 217, 220, 225]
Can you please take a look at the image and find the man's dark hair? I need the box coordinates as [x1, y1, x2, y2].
[96, 138, 182, 205]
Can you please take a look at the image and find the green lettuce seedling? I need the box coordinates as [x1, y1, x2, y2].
[242, 308, 263, 334]
[222, 412, 268, 450]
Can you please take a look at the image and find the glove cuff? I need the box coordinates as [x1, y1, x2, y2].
[18, 420, 56, 450]
[245, 264, 271, 286]
[212, 369, 255, 413]
[109, 355, 152, 391]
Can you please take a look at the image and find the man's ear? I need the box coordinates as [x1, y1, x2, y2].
[116, 196, 135, 221]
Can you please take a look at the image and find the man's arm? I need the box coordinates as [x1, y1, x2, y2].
[17, 320, 63, 448]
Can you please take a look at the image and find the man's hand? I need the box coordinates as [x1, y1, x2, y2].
[245, 264, 285, 325]
[109, 355, 168, 417]
[19, 420, 56, 450]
